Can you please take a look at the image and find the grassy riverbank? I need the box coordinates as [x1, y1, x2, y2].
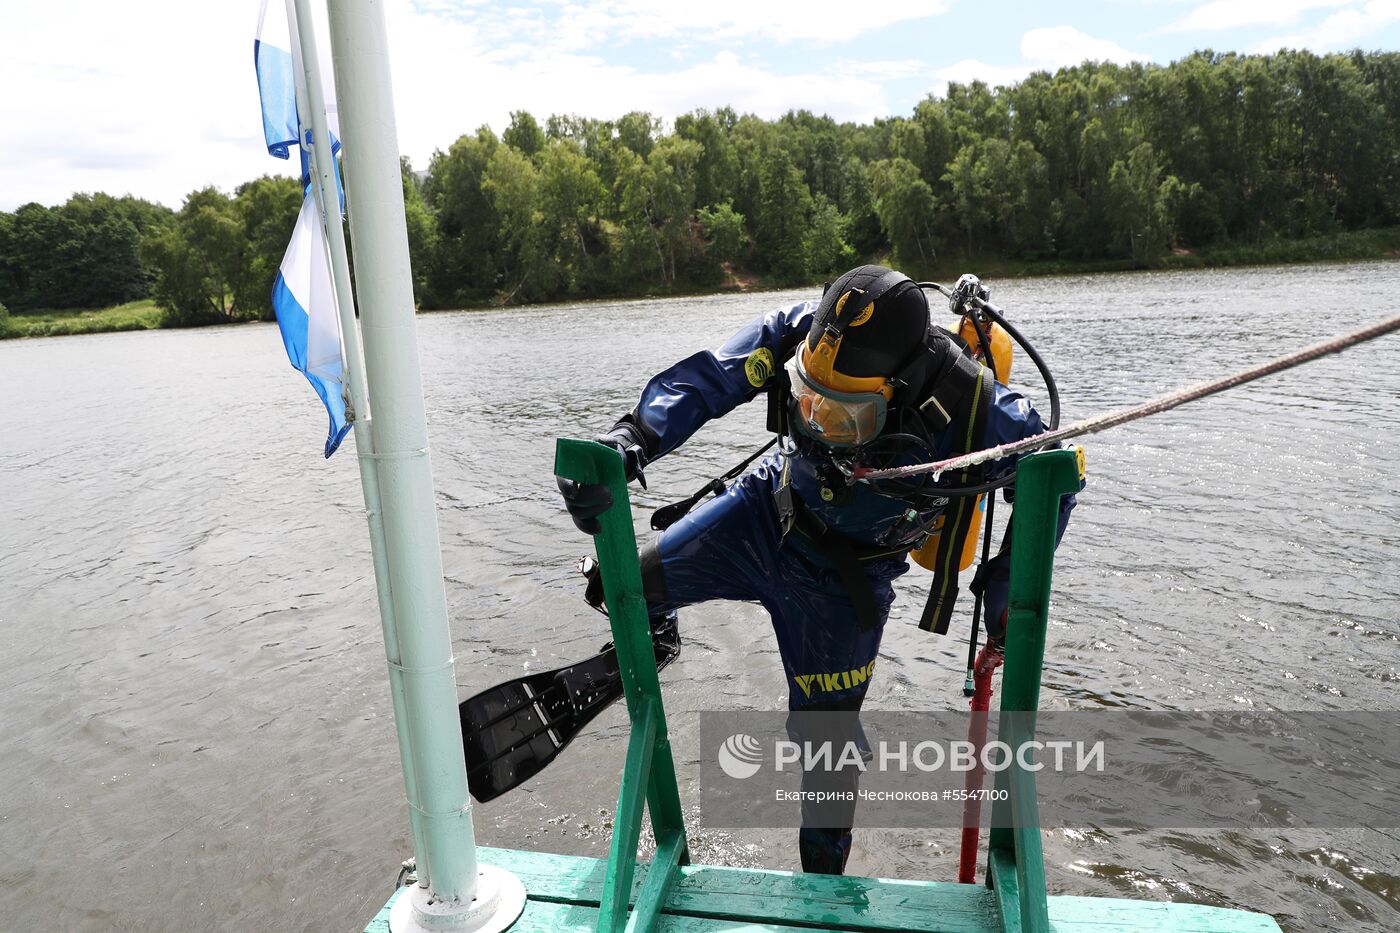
[0, 299, 163, 339]
[5, 230, 1398, 341]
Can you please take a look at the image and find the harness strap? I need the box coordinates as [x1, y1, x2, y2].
[790, 502, 884, 632]
[915, 336, 978, 433]
[767, 354, 792, 437]
[918, 359, 994, 635]
[774, 454, 909, 633]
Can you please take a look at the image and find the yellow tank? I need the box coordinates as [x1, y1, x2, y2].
[909, 318, 1011, 573]
[958, 316, 1012, 385]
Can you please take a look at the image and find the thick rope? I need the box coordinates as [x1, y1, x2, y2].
[855, 312, 1400, 483]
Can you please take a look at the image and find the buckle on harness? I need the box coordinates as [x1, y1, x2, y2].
[775, 457, 795, 536]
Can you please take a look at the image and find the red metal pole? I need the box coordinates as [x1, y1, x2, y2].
[957, 642, 1004, 883]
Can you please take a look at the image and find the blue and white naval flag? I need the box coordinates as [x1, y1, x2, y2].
[273, 197, 350, 457]
[255, 0, 350, 457]
[253, 0, 299, 160]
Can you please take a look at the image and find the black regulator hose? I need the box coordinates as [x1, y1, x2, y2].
[974, 299, 1060, 432]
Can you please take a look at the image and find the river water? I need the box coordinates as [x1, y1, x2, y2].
[1, 261, 1397, 932]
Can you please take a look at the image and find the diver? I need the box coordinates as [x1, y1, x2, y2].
[557, 264, 1076, 875]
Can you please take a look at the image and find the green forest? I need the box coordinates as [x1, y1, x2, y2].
[4, 49, 1400, 337]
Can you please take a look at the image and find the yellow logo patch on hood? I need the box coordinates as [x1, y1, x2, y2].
[835, 290, 874, 327]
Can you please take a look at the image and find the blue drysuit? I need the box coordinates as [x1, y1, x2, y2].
[619, 300, 1075, 872]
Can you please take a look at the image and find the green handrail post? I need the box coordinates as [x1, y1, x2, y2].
[987, 448, 1082, 933]
[554, 439, 690, 933]
[600, 701, 657, 931]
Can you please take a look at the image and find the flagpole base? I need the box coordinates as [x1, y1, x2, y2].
[389, 864, 526, 933]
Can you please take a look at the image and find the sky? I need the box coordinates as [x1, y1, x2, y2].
[4, 0, 1400, 212]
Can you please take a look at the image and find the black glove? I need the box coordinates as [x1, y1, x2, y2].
[596, 424, 648, 490]
[557, 424, 650, 536]
[558, 477, 612, 536]
[970, 553, 1010, 646]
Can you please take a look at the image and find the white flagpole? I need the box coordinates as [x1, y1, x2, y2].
[323, 1, 524, 930]
[284, 0, 429, 876]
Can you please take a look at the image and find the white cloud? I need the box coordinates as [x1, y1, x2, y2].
[1020, 26, 1149, 68]
[0, 1, 271, 211]
[450, 0, 950, 46]
[930, 27, 1148, 94]
[620, 0, 946, 42]
[1249, 0, 1400, 49]
[931, 59, 1036, 91]
[838, 59, 930, 81]
[1163, 0, 1351, 33]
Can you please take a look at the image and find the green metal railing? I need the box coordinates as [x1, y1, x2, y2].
[987, 447, 1082, 933]
[555, 438, 1081, 933]
[554, 439, 690, 933]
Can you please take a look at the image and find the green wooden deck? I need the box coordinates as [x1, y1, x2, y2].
[364, 845, 1282, 932]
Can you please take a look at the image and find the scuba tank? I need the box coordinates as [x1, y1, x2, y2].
[909, 312, 1012, 573]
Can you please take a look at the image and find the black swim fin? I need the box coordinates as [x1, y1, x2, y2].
[460, 613, 679, 802]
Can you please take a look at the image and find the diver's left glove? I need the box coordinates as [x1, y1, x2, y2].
[596, 424, 649, 490]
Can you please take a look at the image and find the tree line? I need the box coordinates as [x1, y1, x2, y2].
[3, 48, 1400, 325]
